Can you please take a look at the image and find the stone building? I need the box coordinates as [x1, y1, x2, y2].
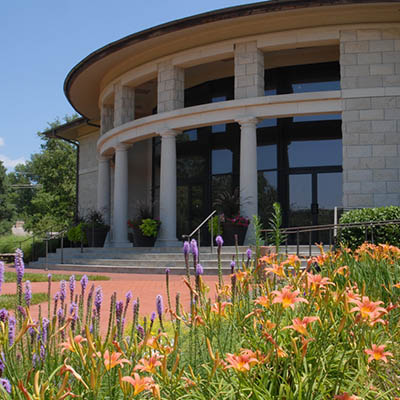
[53, 0, 400, 247]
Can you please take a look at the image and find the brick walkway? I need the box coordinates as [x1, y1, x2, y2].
[2, 266, 220, 335]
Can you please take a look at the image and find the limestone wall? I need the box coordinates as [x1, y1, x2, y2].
[341, 28, 400, 207]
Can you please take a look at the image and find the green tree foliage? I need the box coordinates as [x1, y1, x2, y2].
[0, 160, 15, 234]
[9, 115, 78, 233]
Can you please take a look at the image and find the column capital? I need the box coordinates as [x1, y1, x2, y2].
[114, 143, 130, 152]
[159, 129, 178, 138]
[235, 117, 259, 127]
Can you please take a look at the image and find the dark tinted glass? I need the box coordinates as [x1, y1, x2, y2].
[212, 149, 232, 174]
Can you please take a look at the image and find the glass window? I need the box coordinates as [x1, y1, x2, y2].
[177, 129, 197, 142]
[257, 145, 277, 170]
[258, 171, 278, 225]
[292, 81, 340, 93]
[177, 155, 207, 180]
[293, 114, 341, 122]
[212, 96, 226, 102]
[318, 173, 342, 209]
[212, 149, 232, 174]
[212, 124, 226, 133]
[264, 89, 277, 96]
[288, 139, 342, 167]
[257, 119, 277, 128]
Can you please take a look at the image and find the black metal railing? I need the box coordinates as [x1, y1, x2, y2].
[261, 219, 400, 257]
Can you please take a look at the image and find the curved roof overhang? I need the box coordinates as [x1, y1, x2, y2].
[64, 0, 400, 120]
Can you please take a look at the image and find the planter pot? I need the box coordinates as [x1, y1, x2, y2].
[84, 226, 110, 247]
[222, 221, 248, 246]
[132, 226, 157, 247]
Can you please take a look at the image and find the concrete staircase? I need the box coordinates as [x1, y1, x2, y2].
[28, 245, 327, 275]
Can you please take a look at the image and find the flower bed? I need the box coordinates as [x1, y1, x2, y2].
[0, 242, 398, 398]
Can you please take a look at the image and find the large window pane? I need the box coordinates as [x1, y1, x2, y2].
[292, 81, 340, 93]
[288, 139, 342, 167]
[289, 174, 312, 227]
[177, 155, 206, 180]
[212, 149, 232, 174]
[257, 145, 277, 170]
[258, 171, 277, 225]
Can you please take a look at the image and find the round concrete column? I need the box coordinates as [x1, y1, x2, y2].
[156, 130, 180, 247]
[237, 117, 258, 243]
[113, 143, 131, 247]
[97, 156, 111, 226]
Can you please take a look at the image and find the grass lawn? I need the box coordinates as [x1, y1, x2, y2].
[0, 293, 48, 309]
[3, 272, 110, 283]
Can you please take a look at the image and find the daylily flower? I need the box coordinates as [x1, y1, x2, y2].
[282, 254, 300, 267]
[349, 296, 387, 323]
[271, 286, 308, 309]
[334, 393, 361, 400]
[234, 270, 249, 282]
[283, 316, 319, 336]
[134, 354, 162, 374]
[365, 344, 393, 363]
[211, 302, 232, 317]
[307, 273, 334, 291]
[264, 263, 285, 278]
[59, 335, 86, 353]
[394, 282, 400, 288]
[121, 374, 155, 396]
[101, 350, 131, 370]
[224, 349, 260, 372]
[254, 295, 270, 308]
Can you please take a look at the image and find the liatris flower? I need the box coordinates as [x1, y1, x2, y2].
[25, 280, 32, 307]
[32, 353, 39, 368]
[165, 268, 172, 312]
[8, 316, 16, 345]
[126, 290, 132, 304]
[94, 287, 103, 315]
[116, 300, 123, 323]
[190, 239, 198, 262]
[246, 248, 252, 260]
[156, 294, 164, 331]
[40, 344, 46, 361]
[183, 241, 190, 256]
[80, 274, 88, 295]
[17, 306, 26, 318]
[216, 235, 224, 247]
[0, 378, 11, 394]
[59, 280, 66, 306]
[150, 311, 156, 329]
[57, 307, 64, 320]
[28, 325, 36, 344]
[196, 264, 204, 276]
[0, 356, 4, 375]
[137, 325, 145, 338]
[41, 318, 49, 345]
[69, 275, 76, 303]
[0, 262, 4, 295]
[15, 249, 24, 284]
[47, 274, 52, 319]
[230, 260, 236, 273]
[0, 309, 8, 322]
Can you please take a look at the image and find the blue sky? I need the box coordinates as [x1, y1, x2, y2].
[0, 0, 257, 170]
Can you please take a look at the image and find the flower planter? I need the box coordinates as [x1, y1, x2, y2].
[222, 221, 248, 246]
[84, 226, 109, 247]
[132, 226, 157, 247]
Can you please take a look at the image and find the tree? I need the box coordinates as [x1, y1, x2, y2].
[0, 160, 15, 234]
[9, 115, 78, 233]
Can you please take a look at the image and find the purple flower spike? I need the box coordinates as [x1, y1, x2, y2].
[41, 318, 49, 344]
[0, 309, 8, 322]
[215, 235, 224, 247]
[94, 287, 103, 313]
[25, 280, 32, 307]
[116, 301, 123, 319]
[137, 325, 144, 337]
[156, 294, 164, 317]
[196, 263, 204, 276]
[246, 248, 252, 260]
[57, 308, 64, 320]
[54, 292, 59, 302]
[59, 281, 66, 303]
[183, 241, 190, 256]
[230, 260, 236, 273]
[17, 306, 26, 318]
[190, 239, 198, 260]
[15, 249, 24, 284]
[80, 275, 88, 293]
[69, 275, 75, 299]
[125, 290, 132, 303]
[0, 357, 4, 374]
[8, 316, 16, 345]
[165, 268, 171, 275]
[0, 262, 4, 295]
[150, 311, 156, 323]
[0, 378, 11, 394]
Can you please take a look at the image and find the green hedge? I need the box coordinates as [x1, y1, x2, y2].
[337, 206, 400, 249]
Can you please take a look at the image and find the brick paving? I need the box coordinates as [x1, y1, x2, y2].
[2, 266, 219, 335]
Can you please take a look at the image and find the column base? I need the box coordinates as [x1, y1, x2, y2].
[155, 238, 182, 248]
[111, 240, 132, 248]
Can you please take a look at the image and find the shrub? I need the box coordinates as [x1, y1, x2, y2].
[338, 206, 400, 249]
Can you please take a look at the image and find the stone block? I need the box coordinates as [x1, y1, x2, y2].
[342, 110, 359, 121]
[359, 133, 385, 145]
[343, 158, 360, 169]
[343, 182, 361, 194]
[347, 194, 374, 207]
[372, 144, 398, 157]
[340, 30, 357, 42]
[385, 132, 400, 144]
[383, 75, 400, 86]
[235, 64, 246, 76]
[356, 76, 383, 88]
[344, 41, 369, 53]
[346, 121, 371, 133]
[382, 30, 400, 40]
[361, 181, 386, 194]
[370, 63, 395, 75]
[383, 52, 400, 63]
[372, 120, 396, 132]
[347, 169, 372, 181]
[345, 144, 372, 158]
[357, 53, 382, 65]
[359, 109, 384, 120]
[374, 194, 399, 207]
[357, 30, 382, 41]
[386, 157, 400, 168]
[369, 40, 394, 52]
[371, 96, 396, 108]
[387, 182, 400, 193]
[342, 133, 360, 145]
[344, 65, 370, 77]
[341, 53, 357, 65]
[359, 157, 385, 169]
[384, 108, 400, 119]
[373, 169, 398, 181]
[345, 98, 371, 110]
[341, 77, 357, 89]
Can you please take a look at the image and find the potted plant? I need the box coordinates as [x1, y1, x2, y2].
[82, 209, 110, 247]
[128, 202, 160, 247]
[213, 189, 249, 245]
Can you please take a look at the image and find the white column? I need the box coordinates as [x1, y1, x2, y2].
[97, 156, 111, 226]
[238, 117, 258, 244]
[155, 129, 180, 247]
[112, 143, 131, 247]
[114, 82, 135, 127]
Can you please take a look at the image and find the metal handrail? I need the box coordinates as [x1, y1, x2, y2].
[182, 210, 217, 254]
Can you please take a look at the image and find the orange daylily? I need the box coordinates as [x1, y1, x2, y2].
[121, 374, 155, 396]
[264, 263, 285, 278]
[282, 254, 300, 267]
[224, 349, 260, 372]
[211, 301, 232, 317]
[254, 295, 270, 308]
[134, 354, 162, 374]
[334, 393, 361, 400]
[283, 316, 319, 336]
[394, 282, 400, 289]
[59, 335, 86, 353]
[271, 286, 308, 309]
[365, 344, 393, 363]
[307, 273, 334, 291]
[234, 270, 249, 282]
[349, 296, 387, 323]
[101, 350, 131, 370]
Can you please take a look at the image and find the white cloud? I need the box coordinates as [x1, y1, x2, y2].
[0, 138, 4, 147]
[0, 154, 25, 170]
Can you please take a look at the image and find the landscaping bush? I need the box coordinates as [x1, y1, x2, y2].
[338, 206, 400, 249]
